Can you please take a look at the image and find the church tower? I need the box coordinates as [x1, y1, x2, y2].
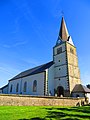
[53, 17, 81, 97]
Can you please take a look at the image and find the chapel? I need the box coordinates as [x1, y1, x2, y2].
[1, 17, 90, 98]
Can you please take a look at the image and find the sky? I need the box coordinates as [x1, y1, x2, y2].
[0, 0, 90, 87]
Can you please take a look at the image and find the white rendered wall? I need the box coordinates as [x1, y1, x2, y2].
[54, 77, 68, 90]
[86, 93, 90, 103]
[53, 42, 68, 91]
[54, 65, 67, 78]
[8, 72, 45, 96]
[53, 43, 67, 79]
[54, 53, 66, 66]
[48, 65, 54, 95]
[21, 72, 45, 95]
[8, 79, 21, 94]
[2, 86, 8, 94]
[0, 90, 2, 94]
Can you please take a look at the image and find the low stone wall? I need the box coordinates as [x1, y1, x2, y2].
[0, 94, 85, 106]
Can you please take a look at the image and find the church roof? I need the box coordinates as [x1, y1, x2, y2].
[72, 84, 90, 93]
[9, 61, 53, 81]
[0, 84, 8, 90]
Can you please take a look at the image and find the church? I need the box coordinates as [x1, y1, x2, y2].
[1, 17, 90, 98]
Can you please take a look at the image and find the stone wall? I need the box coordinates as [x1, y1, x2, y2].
[0, 94, 85, 106]
[66, 42, 81, 93]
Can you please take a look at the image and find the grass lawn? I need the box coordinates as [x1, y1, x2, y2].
[0, 106, 90, 120]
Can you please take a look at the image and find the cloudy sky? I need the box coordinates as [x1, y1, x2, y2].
[0, 0, 90, 87]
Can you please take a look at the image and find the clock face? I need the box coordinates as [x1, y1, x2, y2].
[56, 39, 62, 45]
[58, 40, 61, 44]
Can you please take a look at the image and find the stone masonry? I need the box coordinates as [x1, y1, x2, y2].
[0, 94, 85, 106]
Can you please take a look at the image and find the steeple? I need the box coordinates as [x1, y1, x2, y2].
[59, 17, 69, 41]
[56, 17, 74, 45]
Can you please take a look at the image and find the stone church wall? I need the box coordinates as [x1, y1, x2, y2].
[0, 94, 85, 106]
[66, 42, 81, 93]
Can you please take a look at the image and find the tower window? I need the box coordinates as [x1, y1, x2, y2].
[70, 48, 74, 54]
[57, 47, 62, 54]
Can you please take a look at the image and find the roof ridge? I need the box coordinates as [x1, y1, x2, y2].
[9, 61, 53, 81]
[21, 61, 53, 73]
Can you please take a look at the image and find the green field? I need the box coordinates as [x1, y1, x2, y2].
[0, 106, 90, 120]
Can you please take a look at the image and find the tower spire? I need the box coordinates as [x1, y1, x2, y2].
[56, 17, 74, 45]
[59, 17, 69, 41]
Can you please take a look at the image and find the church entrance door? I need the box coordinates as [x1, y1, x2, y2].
[57, 86, 64, 97]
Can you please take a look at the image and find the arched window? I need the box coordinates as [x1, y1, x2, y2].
[16, 83, 19, 92]
[23, 81, 27, 92]
[10, 84, 13, 93]
[33, 80, 37, 92]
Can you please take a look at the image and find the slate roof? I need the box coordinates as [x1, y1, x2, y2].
[59, 17, 69, 41]
[72, 84, 90, 93]
[9, 61, 53, 81]
[0, 84, 8, 90]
